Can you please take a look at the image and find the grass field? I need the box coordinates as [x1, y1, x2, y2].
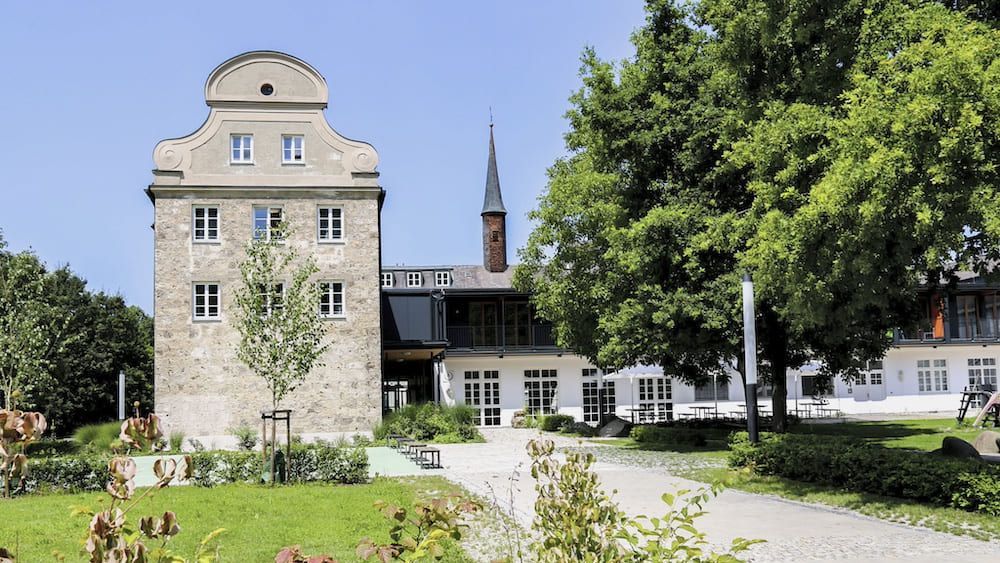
[0, 477, 472, 562]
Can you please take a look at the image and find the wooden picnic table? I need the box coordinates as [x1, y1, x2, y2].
[626, 406, 654, 424]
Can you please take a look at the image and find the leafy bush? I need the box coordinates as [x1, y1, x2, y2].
[190, 444, 369, 486]
[375, 403, 483, 443]
[230, 425, 259, 451]
[528, 439, 760, 561]
[538, 414, 574, 432]
[728, 432, 1000, 513]
[72, 421, 122, 453]
[19, 455, 108, 495]
[169, 431, 186, 452]
[630, 425, 707, 447]
[24, 438, 79, 458]
[951, 473, 1000, 516]
[561, 421, 597, 437]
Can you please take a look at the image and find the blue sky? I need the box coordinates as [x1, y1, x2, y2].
[0, 1, 645, 312]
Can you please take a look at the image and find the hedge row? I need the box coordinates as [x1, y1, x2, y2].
[728, 432, 1000, 515]
[190, 445, 369, 486]
[19, 444, 369, 496]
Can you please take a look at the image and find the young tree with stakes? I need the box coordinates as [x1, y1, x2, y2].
[233, 223, 329, 481]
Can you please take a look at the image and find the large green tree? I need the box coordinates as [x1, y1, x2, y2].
[0, 232, 154, 434]
[518, 0, 1000, 430]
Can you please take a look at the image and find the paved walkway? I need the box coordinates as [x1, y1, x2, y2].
[430, 428, 1000, 562]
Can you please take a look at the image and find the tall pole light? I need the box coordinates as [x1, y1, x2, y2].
[742, 273, 760, 443]
[118, 370, 126, 420]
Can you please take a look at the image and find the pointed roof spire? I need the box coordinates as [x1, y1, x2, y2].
[481, 122, 507, 216]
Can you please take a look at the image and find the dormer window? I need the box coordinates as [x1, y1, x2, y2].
[406, 272, 422, 288]
[282, 135, 304, 164]
[435, 271, 451, 287]
[231, 134, 253, 164]
[381, 273, 394, 288]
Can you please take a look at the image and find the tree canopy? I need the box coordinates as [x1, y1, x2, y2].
[0, 232, 153, 434]
[516, 0, 1000, 429]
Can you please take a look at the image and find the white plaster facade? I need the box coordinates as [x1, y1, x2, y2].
[438, 344, 984, 427]
[149, 52, 383, 444]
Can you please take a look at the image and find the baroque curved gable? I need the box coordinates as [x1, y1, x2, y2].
[151, 51, 378, 185]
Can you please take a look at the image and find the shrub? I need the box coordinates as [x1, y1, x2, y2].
[19, 455, 108, 495]
[190, 444, 369, 486]
[728, 432, 1000, 513]
[72, 421, 122, 453]
[374, 403, 483, 443]
[169, 431, 186, 452]
[230, 425, 259, 451]
[952, 473, 1000, 516]
[561, 421, 597, 437]
[24, 438, 79, 458]
[538, 414, 574, 432]
[630, 425, 707, 447]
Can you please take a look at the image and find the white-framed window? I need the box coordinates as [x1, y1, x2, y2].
[524, 369, 558, 415]
[381, 272, 394, 288]
[230, 134, 253, 164]
[258, 283, 284, 317]
[695, 379, 729, 401]
[192, 205, 219, 242]
[253, 206, 284, 241]
[968, 357, 997, 389]
[192, 283, 221, 320]
[918, 359, 949, 392]
[282, 135, 304, 164]
[638, 377, 672, 422]
[465, 370, 500, 426]
[406, 272, 422, 288]
[318, 281, 345, 318]
[435, 271, 451, 287]
[317, 207, 344, 242]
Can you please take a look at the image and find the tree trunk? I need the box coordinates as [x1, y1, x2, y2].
[761, 305, 790, 433]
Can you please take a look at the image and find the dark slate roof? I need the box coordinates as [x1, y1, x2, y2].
[481, 125, 507, 215]
[382, 264, 515, 289]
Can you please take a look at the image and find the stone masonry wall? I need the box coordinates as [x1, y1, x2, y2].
[153, 194, 382, 440]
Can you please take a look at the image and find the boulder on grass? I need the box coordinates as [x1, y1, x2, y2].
[598, 417, 633, 438]
[941, 436, 982, 460]
[973, 431, 1000, 454]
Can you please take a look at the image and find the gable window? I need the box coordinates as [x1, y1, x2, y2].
[381, 273, 393, 288]
[253, 206, 284, 241]
[282, 135, 304, 164]
[192, 283, 220, 320]
[319, 281, 345, 318]
[192, 206, 219, 242]
[317, 207, 343, 242]
[918, 359, 949, 393]
[435, 271, 451, 287]
[230, 134, 253, 164]
[406, 272, 422, 288]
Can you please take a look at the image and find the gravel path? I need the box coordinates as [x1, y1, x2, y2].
[431, 428, 1000, 562]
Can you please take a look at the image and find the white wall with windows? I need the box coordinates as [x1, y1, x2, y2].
[437, 345, 1000, 427]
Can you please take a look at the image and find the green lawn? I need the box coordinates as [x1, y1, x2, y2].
[0, 477, 472, 562]
[787, 417, 981, 450]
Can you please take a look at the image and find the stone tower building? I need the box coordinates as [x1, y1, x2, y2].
[481, 124, 508, 273]
[148, 51, 383, 442]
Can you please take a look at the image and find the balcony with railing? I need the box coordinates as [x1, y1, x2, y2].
[894, 291, 1000, 345]
[446, 323, 558, 352]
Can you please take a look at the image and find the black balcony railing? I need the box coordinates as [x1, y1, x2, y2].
[446, 324, 558, 350]
[896, 319, 1000, 344]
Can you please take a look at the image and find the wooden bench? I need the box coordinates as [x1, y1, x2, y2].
[418, 446, 441, 469]
[406, 443, 427, 459]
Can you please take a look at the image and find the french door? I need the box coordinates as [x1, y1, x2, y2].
[464, 370, 501, 426]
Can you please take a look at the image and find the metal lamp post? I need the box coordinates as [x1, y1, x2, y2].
[742, 273, 760, 443]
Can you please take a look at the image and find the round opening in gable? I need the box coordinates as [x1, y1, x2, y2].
[260, 83, 274, 96]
